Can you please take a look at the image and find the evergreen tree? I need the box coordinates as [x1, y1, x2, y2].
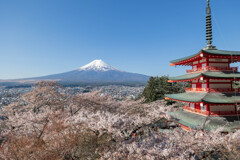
[141, 76, 189, 103]
[141, 77, 158, 102]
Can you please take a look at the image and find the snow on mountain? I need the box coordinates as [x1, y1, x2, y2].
[78, 60, 118, 71]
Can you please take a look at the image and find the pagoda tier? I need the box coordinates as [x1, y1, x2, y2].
[168, 71, 240, 82]
[170, 49, 240, 66]
[166, 92, 240, 116]
[168, 72, 240, 93]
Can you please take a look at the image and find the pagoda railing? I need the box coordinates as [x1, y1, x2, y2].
[186, 88, 240, 93]
[183, 106, 209, 115]
[183, 106, 240, 116]
[186, 88, 208, 92]
[209, 111, 240, 116]
[186, 66, 238, 73]
[208, 88, 240, 93]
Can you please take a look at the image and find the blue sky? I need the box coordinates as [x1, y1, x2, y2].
[0, 0, 240, 79]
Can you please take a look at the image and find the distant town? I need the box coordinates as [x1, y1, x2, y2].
[0, 85, 144, 109]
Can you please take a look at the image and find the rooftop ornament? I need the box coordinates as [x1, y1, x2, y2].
[204, 0, 217, 50]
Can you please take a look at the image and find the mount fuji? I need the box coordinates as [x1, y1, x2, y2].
[78, 59, 117, 72]
[3, 60, 149, 86]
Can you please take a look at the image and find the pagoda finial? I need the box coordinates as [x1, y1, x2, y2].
[204, 0, 216, 50]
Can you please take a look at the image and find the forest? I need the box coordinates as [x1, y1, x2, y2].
[0, 81, 239, 159]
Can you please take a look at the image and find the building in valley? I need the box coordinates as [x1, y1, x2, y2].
[165, 0, 240, 131]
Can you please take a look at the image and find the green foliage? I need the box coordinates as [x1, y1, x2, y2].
[233, 81, 240, 89]
[141, 76, 189, 103]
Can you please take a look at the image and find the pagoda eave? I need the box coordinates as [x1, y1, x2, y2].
[168, 71, 240, 82]
[169, 110, 240, 132]
[169, 78, 240, 83]
[170, 49, 240, 66]
[165, 97, 202, 103]
[165, 92, 240, 104]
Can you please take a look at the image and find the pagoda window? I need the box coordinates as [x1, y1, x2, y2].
[193, 61, 199, 65]
[199, 80, 207, 83]
[202, 83, 207, 89]
[202, 63, 207, 70]
[193, 65, 197, 71]
[200, 58, 207, 63]
[192, 80, 198, 83]
[190, 103, 195, 109]
[192, 84, 196, 88]
[201, 104, 207, 111]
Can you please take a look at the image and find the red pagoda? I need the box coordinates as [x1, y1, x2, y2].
[165, 0, 240, 131]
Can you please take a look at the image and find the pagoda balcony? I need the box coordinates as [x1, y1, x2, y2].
[186, 66, 238, 73]
[185, 88, 209, 92]
[185, 87, 240, 93]
[209, 111, 240, 116]
[183, 106, 209, 115]
[183, 106, 240, 116]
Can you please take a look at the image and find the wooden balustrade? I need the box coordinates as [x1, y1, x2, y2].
[208, 88, 240, 92]
[185, 88, 208, 92]
[183, 106, 240, 116]
[186, 88, 240, 93]
[183, 106, 209, 115]
[209, 111, 240, 116]
[186, 66, 238, 73]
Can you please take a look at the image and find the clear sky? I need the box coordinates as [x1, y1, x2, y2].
[0, 0, 240, 79]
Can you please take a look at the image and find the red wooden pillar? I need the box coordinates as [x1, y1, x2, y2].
[228, 58, 230, 69]
[235, 104, 237, 114]
[206, 78, 209, 89]
[206, 56, 209, 67]
[206, 104, 210, 115]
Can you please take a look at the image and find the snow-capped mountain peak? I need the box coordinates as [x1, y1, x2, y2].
[4, 59, 149, 85]
[78, 59, 117, 71]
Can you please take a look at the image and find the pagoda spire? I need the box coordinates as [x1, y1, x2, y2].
[205, 0, 216, 50]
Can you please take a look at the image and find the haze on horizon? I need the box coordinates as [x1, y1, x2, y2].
[0, 0, 240, 79]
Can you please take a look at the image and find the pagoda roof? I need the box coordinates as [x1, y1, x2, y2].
[169, 71, 240, 81]
[169, 110, 240, 131]
[169, 72, 201, 81]
[204, 49, 240, 56]
[165, 92, 240, 104]
[170, 49, 240, 64]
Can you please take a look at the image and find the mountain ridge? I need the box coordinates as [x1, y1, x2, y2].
[0, 60, 150, 86]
